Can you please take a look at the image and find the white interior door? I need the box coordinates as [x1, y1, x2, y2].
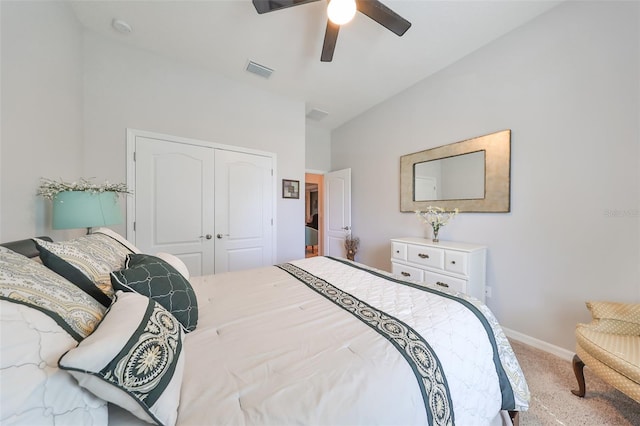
[134, 137, 215, 276]
[214, 149, 273, 272]
[324, 168, 351, 257]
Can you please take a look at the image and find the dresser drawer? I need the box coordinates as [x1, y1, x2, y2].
[392, 263, 424, 282]
[407, 245, 444, 269]
[444, 250, 468, 275]
[391, 241, 407, 261]
[424, 271, 467, 294]
[391, 238, 486, 302]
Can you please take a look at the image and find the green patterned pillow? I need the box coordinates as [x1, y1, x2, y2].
[110, 254, 198, 332]
[0, 246, 105, 341]
[59, 291, 185, 426]
[34, 233, 133, 305]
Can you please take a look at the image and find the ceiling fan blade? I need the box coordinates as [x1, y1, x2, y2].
[356, 0, 411, 36]
[321, 20, 340, 62]
[252, 0, 320, 14]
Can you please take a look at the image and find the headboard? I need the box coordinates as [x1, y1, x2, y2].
[0, 236, 52, 258]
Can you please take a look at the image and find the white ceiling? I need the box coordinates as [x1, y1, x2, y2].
[69, 0, 561, 130]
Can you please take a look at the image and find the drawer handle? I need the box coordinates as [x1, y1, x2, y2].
[401, 272, 411, 277]
[451, 260, 456, 265]
[396, 250, 400, 254]
[436, 281, 449, 288]
[418, 253, 430, 259]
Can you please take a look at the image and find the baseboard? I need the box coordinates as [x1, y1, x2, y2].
[502, 327, 574, 362]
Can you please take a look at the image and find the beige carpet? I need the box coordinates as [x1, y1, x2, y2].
[509, 339, 640, 426]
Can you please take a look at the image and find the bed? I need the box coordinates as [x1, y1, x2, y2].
[0, 231, 529, 426]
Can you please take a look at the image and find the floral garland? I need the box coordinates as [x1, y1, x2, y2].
[37, 178, 130, 200]
[415, 206, 459, 241]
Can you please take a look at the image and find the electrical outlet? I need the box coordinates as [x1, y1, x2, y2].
[485, 286, 492, 298]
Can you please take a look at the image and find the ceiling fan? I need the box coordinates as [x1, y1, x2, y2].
[252, 0, 411, 62]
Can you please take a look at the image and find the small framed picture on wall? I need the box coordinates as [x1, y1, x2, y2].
[282, 179, 300, 199]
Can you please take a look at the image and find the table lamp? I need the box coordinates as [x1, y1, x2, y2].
[52, 191, 123, 233]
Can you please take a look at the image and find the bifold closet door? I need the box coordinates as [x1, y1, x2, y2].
[134, 137, 216, 276]
[214, 149, 273, 273]
[133, 134, 274, 276]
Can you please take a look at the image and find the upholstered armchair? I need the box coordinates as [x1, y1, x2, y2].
[572, 301, 640, 403]
[305, 226, 318, 253]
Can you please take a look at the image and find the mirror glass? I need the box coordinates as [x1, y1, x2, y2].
[414, 151, 485, 201]
[400, 130, 511, 213]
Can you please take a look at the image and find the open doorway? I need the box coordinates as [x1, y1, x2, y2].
[305, 173, 324, 257]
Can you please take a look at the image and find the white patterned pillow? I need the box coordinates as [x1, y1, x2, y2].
[59, 291, 185, 426]
[0, 246, 105, 340]
[0, 301, 108, 425]
[91, 227, 141, 254]
[0, 246, 108, 425]
[34, 234, 133, 303]
[154, 252, 190, 280]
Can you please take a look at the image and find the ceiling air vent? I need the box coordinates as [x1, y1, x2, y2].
[306, 108, 329, 121]
[246, 61, 274, 79]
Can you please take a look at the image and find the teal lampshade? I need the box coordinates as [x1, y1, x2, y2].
[52, 191, 123, 230]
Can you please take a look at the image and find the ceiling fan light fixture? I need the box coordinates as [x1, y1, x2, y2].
[327, 0, 356, 25]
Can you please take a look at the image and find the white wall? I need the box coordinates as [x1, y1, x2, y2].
[81, 32, 306, 263]
[0, 0, 307, 262]
[1, 1, 85, 242]
[305, 122, 331, 172]
[331, 1, 640, 351]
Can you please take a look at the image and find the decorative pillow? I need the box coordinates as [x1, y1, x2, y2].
[0, 246, 105, 340]
[34, 234, 133, 303]
[59, 291, 185, 426]
[31, 244, 112, 308]
[110, 254, 198, 332]
[0, 300, 108, 425]
[91, 227, 141, 254]
[154, 252, 190, 280]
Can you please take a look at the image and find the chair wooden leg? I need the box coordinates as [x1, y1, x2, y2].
[508, 410, 519, 426]
[571, 354, 586, 397]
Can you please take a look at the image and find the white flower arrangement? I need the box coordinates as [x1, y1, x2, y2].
[415, 206, 459, 242]
[37, 177, 130, 200]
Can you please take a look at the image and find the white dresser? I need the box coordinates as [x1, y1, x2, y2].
[390, 237, 487, 303]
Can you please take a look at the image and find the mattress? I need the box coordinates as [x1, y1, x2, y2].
[109, 256, 529, 425]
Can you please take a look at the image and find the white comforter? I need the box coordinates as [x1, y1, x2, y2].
[111, 256, 529, 426]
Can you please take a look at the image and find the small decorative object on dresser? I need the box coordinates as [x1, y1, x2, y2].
[390, 237, 487, 302]
[415, 206, 458, 242]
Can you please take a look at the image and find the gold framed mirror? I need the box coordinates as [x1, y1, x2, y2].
[400, 130, 511, 213]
